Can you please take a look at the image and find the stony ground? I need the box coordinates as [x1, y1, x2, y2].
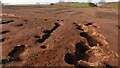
[1, 5, 119, 67]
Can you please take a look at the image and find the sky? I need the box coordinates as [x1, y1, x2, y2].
[0, 0, 119, 4]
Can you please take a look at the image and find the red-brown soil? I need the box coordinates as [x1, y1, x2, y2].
[1, 5, 119, 67]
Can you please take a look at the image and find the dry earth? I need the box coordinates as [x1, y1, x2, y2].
[0, 5, 119, 67]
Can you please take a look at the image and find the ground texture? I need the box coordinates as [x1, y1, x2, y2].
[1, 5, 119, 67]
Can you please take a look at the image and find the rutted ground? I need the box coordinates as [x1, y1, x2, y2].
[1, 5, 119, 67]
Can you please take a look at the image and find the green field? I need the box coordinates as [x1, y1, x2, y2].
[102, 3, 120, 8]
[69, 2, 96, 7]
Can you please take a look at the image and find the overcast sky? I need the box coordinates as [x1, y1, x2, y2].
[1, 0, 119, 4]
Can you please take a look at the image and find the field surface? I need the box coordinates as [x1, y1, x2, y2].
[1, 5, 119, 67]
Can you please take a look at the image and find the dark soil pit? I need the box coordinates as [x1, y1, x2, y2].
[37, 33, 51, 43]
[43, 30, 51, 33]
[64, 53, 74, 64]
[73, 23, 83, 31]
[37, 23, 60, 43]
[1, 20, 14, 24]
[84, 22, 93, 26]
[116, 25, 120, 29]
[0, 38, 5, 42]
[16, 24, 23, 26]
[0, 30, 10, 35]
[75, 25, 84, 31]
[51, 23, 60, 32]
[40, 45, 47, 49]
[2, 59, 12, 64]
[73, 22, 76, 25]
[44, 19, 48, 21]
[80, 32, 99, 47]
[61, 20, 64, 21]
[75, 42, 89, 55]
[7, 45, 25, 61]
[57, 20, 60, 21]
[106, 64, 112, 68]
[34, 36, 40, 39]
[24, 20, 28, 22]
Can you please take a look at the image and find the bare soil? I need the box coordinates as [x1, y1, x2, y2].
[1, 5, 119, 67]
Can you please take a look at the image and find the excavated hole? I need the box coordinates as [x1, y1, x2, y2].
[74, 42, 89, 61]
[37, 23, 60, 43]
[44, 19, 48, 21]
[0, 38, 5, 42]
[73, 22, 76, 25]
[76, 25, 84, 31]
[24, 20, 28, 22]
[7, 45, 25, 61]
[16, 24, 23, 26]
[64, 42, 89, 65]
[72, 23, 83, 31]
[57, 20, 60, 21]
[51, 23, 60, 32]
[64, 53, 74, 64]
[57, 20, 64, 21]
[1, 20, 14, 24]
[80, 32, 99, 47]
[40, 45, 46, 49]
[43, 30, 51, 33]
[106, 64, 112, 68]
[75, 42, 89, 55]
[116, 25, 120, 29]
[34, 36, 40, 39]
[84, 22, 93, 26]
[0, 30, 9, 35]
[37, 33, 50, 43]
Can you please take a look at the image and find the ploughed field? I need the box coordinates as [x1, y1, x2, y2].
[1, 5, 119, 67]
